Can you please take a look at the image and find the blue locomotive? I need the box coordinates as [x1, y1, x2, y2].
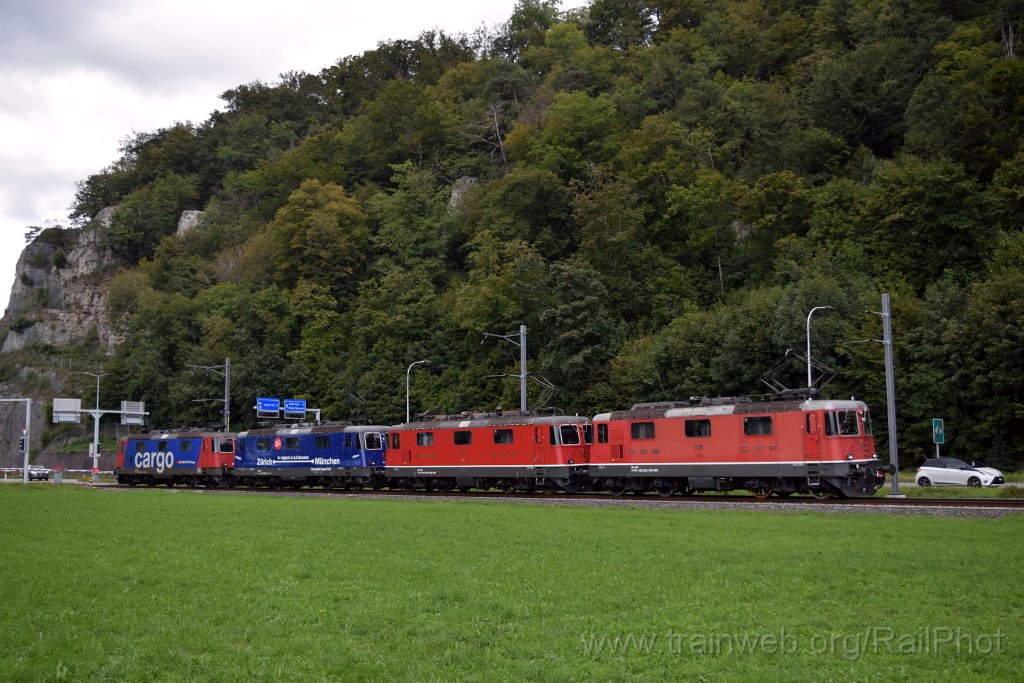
[234, 423, 389, 489]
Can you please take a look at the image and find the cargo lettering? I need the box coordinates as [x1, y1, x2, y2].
[134, 451, 175, 473]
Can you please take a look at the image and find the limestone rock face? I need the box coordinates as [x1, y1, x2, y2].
[1, 209, 119, 354]
[176, 210, 204, 236]
[448, 176, 477, 214]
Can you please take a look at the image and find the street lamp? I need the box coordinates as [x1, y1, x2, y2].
[406, 360, 430, 423]
[806, 306, 834, 390]
[83, 369, 107, 482]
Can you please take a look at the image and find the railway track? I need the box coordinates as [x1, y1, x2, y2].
[92, 482, 1024, 512]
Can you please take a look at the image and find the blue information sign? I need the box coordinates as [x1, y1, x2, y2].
[284, 399, 307, 413]
[257, 397, 281, 412]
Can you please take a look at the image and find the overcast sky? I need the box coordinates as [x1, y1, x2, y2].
[0, 0, 588, 311]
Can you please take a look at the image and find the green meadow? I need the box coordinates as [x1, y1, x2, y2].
[1, 485, 1020, 681]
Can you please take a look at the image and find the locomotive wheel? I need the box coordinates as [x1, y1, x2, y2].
[809, 487, 833, 500]
[606, 479, 626, 496]
[653, 479, 677, 498]
[751, 485, 772, 500]
[400, 478, 416, 493]
[433, 479, 453, 493]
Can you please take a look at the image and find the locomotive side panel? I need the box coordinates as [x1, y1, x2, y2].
[386, 415, 590, 492]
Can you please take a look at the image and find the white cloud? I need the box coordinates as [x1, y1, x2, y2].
[0, 0, 590, 306]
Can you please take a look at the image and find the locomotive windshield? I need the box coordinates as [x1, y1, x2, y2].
[825, 410, 861, 436]
[363, 432, 384, 450]
[559, 424, 581, 445]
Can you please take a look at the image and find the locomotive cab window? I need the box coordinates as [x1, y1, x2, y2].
[861, 409, 873, 435]
[685, 419, 711, 437]
[285, 437, 300, 450]
[597, 424, 608, 443]
[582, 424, 594, 444]
[158, 441, 168, 451]
[134, 442, 145, 454]
[824, 411, 859, 436]
[391, 433, 401, 449]
[494, 429, 514, 445]
[256, 437, 271, 452]
[216, 438, 234, 453]
[631, 422, 655, 439]
[346, 434, 353, 448]
[416, 432, 434, 447]
[454, 431, 472, 446]
[315, 436, 330, 449]
[363, 432, 384, 450]
[743, 416, 773, 436]
[180, 440, 192, 452]
[560, 424, 581, 445]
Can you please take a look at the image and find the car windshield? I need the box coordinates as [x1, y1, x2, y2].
[968, 460, 990, 469]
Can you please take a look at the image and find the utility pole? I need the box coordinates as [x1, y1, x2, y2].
[187, 358, 231, 432]
[482, 324, 528, 412]
[1, 398, 32, 484]
[879, 293, 900, 496]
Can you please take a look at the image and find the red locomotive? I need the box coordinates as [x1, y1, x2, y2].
[387, 411, 591, 493]
[590, 396, 885, 498]
[115, 431, 236, 487]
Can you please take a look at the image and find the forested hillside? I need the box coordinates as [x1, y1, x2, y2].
[22, 0, 1024, 466]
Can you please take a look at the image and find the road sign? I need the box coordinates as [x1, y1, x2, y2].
[283, 398, 307, 420]
[120, 400, 146, 425]
[256, 397, 281, 419]
[52, 398, 82, 423]
[932, 418, 945, 445]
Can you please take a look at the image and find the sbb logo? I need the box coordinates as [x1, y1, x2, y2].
[134, 451, 176, 473]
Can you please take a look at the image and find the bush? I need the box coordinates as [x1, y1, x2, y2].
[998, 485, 1024, 498]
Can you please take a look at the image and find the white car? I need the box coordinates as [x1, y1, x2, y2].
[28, 465, 51, 481]
[915, 458, 1004, 487]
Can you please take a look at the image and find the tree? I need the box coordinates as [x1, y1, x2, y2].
[259, 180, 371, 301]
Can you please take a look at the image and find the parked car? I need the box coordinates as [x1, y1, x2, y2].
[916, 458, 1004, 487]
[28, 465, 51, 481]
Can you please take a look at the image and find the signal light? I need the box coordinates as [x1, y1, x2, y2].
[19, 437, 26, 452]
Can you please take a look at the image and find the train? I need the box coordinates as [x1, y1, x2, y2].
[115, 393, 888, 498]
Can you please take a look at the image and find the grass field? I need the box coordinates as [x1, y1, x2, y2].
[1, 486, 1021, 681]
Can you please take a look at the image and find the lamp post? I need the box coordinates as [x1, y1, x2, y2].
[806, 306, 834, 390]
[406, 360, 430, 423]
[83, 369, 107, 482]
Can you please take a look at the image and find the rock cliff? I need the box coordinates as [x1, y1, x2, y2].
[1, 210, 120, 354]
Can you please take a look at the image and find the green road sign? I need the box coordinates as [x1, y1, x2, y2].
[932, 418, 945, 445]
